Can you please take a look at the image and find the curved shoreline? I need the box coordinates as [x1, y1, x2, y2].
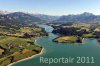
[8, 48, 44, 66]
[7, 38, 45, 66]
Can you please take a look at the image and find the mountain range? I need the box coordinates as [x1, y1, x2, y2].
[0, 10, 100, 26]
[54, 12, 100, 23]
[32, 14, 60, 22]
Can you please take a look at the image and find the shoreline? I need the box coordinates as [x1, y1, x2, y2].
[8, 48, 44, 66]
[7, 38, 45, 66]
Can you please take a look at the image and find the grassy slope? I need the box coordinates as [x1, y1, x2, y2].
[0, 26, 45, 66]
[54, 36, 82, 43]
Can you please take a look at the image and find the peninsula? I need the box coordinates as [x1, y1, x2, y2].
[51, 22, 100, 43]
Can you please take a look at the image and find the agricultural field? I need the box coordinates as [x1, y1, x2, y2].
[0, 25, 47, 66]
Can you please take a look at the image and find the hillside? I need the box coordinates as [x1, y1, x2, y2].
[53, 12, 100, 23]
[0, 11, 43, 29]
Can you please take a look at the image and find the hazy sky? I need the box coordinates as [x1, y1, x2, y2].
[0, 0, 100, 15]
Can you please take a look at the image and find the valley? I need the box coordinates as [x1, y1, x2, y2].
[0, 10, 100, 66]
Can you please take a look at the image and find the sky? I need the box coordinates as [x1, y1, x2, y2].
[0, 0, 100, 15]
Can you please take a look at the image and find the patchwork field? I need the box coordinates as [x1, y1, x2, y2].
[0, 26, 47, 66]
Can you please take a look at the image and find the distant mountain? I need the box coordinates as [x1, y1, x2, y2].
[32, 14, 60, 22]
[0, 12, 43, 29]
[7, 12, 43, 23]
[53, 12, 100, 23]
[0, 11, 100, 29]
[0, 10, 10, 15]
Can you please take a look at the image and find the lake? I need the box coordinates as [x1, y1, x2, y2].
[13, 25, 100, 66]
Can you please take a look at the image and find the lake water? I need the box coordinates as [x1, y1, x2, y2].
[13, 25, 100, 66]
